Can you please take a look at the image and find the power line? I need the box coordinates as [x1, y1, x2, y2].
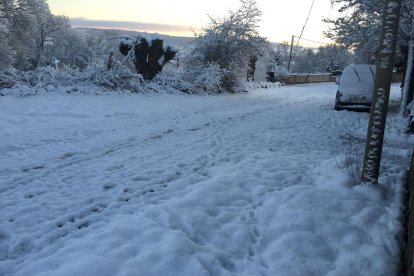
[293, 35, 330, 46]
[287, 35, 331, 71]
[296, 0, 316, 47]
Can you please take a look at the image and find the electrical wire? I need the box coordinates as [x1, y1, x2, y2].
[296, 0, 316, 47]
[293, 36, 330, 46]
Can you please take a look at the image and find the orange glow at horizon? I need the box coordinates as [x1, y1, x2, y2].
[48, 0, 338, 44]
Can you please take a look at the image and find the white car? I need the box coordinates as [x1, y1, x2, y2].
[334, 64, 376, 111]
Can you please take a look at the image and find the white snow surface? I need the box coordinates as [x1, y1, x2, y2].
[0, 83, 412, 276]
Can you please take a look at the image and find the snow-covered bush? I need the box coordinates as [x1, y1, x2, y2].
[0, 63, 144, 94]
[150, 70, 194, 94]
[0, 69, 25, 89]
[85, 66, 143, 92]
[244, 81, 283, 90]
[192, 62, 226, 93]
[267, 64, 289, 82]
[0, 62, 201, 96]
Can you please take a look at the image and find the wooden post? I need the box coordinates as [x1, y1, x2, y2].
[107, 50, 114, 70]
[361, 0, 402, 183]
[287, 35, 294, 72]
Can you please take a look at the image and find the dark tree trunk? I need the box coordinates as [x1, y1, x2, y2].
[134, 38, 150, 79]
[119, 37, 177, 81]
[247, 56, 257, 81]
[147, 39, 164, 80]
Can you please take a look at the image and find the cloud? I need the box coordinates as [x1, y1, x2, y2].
[69, 18, 196, 34]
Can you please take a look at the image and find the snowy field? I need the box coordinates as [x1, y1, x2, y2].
[0, 83, 412, 275]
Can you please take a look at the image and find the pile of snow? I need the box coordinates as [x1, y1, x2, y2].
[0, 83, 411, 275]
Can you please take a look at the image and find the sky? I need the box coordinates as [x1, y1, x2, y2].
[48, 0, 338, 45]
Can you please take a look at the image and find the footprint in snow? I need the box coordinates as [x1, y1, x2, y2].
[60, 152, 76, 159]
[105, 164, 124, 171]
[150, 134, 163, 140]
[102, 182, 117, 191]
[21, 165, 45, 172]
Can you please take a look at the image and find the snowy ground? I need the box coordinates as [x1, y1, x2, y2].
[0, 83, 412, 275]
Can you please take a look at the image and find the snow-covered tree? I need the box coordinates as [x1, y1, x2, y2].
[324, 0, 382, 63]
[399, 3, 414, 117]
[0, 1, 15, 69]
[315, 44, 354, 72]
[325, 0, 414, 61]
[20, 0, 70, 67]
[82, 29, 121, 70]
[291, 48, 318, 73]
[275, 41, 290, 66]
[35, 13, 70, 67]
[1, 0, 34, 69]
[185, 0, 268, 92]
[1, 0, 71, 70]
[45, 28, 92, 69]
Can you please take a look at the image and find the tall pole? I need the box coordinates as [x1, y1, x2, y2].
[287, 35, 294, 72]
[361, 0, 402, 183]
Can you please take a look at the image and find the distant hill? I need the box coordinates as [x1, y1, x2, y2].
[74, 27, 195, 53]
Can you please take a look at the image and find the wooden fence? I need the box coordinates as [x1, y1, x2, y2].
[285, 73, 335, 85]
[285, 72, 404, 85]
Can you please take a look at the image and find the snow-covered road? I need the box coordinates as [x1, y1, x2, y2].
[0, 83, 412, 275]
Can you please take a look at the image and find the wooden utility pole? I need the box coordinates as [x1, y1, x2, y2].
[361, 0, 402, 183]
[287, 35, 294, 72]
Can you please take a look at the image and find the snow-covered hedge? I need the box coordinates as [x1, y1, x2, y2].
[0, 64, 198, 96]
[0, 65, 142, 92]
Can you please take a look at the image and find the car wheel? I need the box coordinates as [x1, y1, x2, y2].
[334, 100, 342, 111]
[334, 92, 341, 111]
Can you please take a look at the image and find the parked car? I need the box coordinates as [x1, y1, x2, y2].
[330, 70, 343, 77]
[334, 64, 376, 111]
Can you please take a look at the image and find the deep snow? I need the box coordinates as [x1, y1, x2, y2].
[0, 83, 412, 275]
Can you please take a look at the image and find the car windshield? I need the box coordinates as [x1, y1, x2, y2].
[339, 65, 375, 97]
